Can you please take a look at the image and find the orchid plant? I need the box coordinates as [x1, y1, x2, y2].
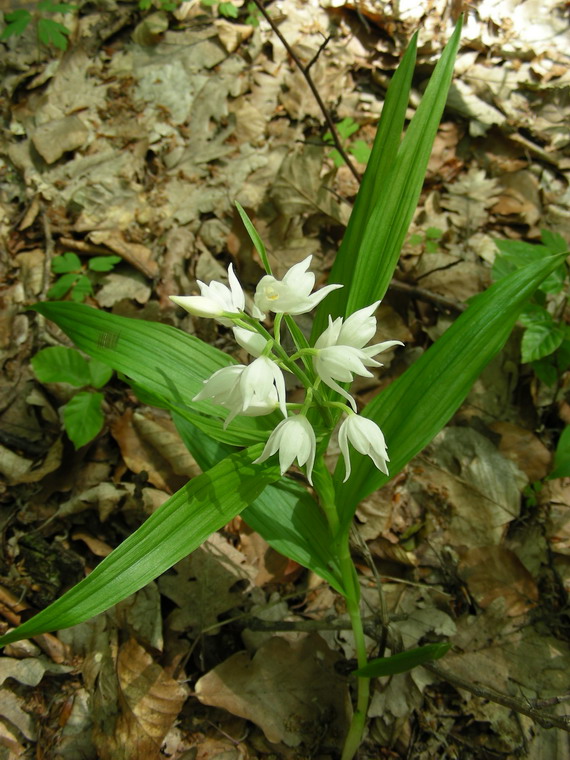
[1, 20, 567, 760]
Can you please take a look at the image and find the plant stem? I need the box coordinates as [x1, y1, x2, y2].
[338, 531, 370, 760]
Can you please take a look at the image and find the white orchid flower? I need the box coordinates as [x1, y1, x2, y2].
[313, 304, 403, 410]
[239, 356, 287, 418]
[338, 415, 389, 482]
[232, 326, 267, 358]
[254, 256, 342, 317]
[254, 415, 316, 484]
[193, 361, 281, 427]
[170, 264, 245, 326]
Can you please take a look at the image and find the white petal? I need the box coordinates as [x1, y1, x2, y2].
[338, 417, 352, 482]
[228, 264, 245, 311]
[233, 327, 267, 357]
[170, 295, 224, 318]
[338, 301, 381, 348]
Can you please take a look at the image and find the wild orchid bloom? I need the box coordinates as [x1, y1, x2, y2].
[170, 264, 245, 326]
[193, 359, 284, 428]
[233, 326, 267, 357]
[313, 303, 403, 410]
[254, 256, 342, 318]
[338, 414, 389, 482]
[254, 414, 316, 484]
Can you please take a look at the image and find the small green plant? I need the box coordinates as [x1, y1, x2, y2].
[0, 1, 77, 50]
[31, 347, 113, 448]
[138, 0, 180, 10]
[324, 117, 372, 168]
[492, 231, 569, 385]
[47, 252, 122, 302]
[409, 226, 444, 253]
[200, 0, 238, 19]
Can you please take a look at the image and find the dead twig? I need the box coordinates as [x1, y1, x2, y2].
[424, 662, 570, 733]
[249, 0, 361, 183]
[390, 277, 467, 313]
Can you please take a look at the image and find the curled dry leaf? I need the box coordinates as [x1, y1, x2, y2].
[195, 634, 350, 749]
[93, 638, 186, 760]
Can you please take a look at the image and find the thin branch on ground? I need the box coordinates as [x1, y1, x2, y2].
[249, 0, 362, 182]
[390, 278, 467, 313]
[424, 662, 570, 732]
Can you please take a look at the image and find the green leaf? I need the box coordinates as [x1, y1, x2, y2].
[408, 233, 423, 246]
[348, 139, 371, 165]
[521, 322, 564, 363]
[37, 17, 71, 49]
[171, 412, 345, 593]
[46, 272, 80, 300]
[426, 227, 443, 240]
[0, 445, 279, 647]
[492, 237, 566, 294]
[336, 117, 359, 140]
[219, 1, 238, 17]
[0, 9, 32, 39]
[329, 148, 345, 168]
[62, 391, 104, 448]
[334, 254, 568, 529]
[354, 642, 450, 677]
[71, 275, 93, 301]
[235, 202, 271, 275]
[531, 357, 558, 386]
[31, 346, 92, 387]
[549, 426, 570, 480]
[313, 22, 462, 336]
[88, 359, 113, 388]
[52, 252, 82, 274]
[88, 255, 122, 272]
[31, 302, 278, 447]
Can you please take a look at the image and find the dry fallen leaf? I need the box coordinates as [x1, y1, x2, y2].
[195, 634, 350, 749]
[458, 546, 539, 616]
[94, 638, 187, 760]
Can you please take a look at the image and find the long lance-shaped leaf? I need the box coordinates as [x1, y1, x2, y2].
[312, 32, 418, 337]
[172, 412, 345, 593]
[0, 445, 279, 647]
[312, 21, 462, 338]
[333, 253, 568, 531]
[32, 302, 280, 447]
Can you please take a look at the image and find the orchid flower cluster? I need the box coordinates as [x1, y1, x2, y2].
[170, 257, 402, 485]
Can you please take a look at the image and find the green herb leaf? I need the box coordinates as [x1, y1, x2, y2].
[46, 272, 80, 300]
[172, 412, 345, 593]
[521, 321, 564, 363]
[71, 275, 93, 301]
[31, 346, 92, 387]
[549, 426, 570, 480]
[88, 255, 122, 272]
[52, 252, 82, 273]
[37, 17, 71, 49]
[334, 253, 569, 529]
[31, 302, 278, 447]
[88, 359, 114, 388]
[0, 445, 280, 646]
[354, 642, 451, 677]
[219, 1, 238, 17]
[62, 391, 104, 448]
[0, 9, 32, 39]
[336, 117, 360, 140]
[348, 139, 371, 164]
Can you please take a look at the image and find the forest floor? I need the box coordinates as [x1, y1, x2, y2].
[1, 0, 570, 758]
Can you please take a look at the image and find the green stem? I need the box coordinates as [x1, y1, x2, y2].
[311, 464, 370, 759]
[338, 531, 370, 760]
